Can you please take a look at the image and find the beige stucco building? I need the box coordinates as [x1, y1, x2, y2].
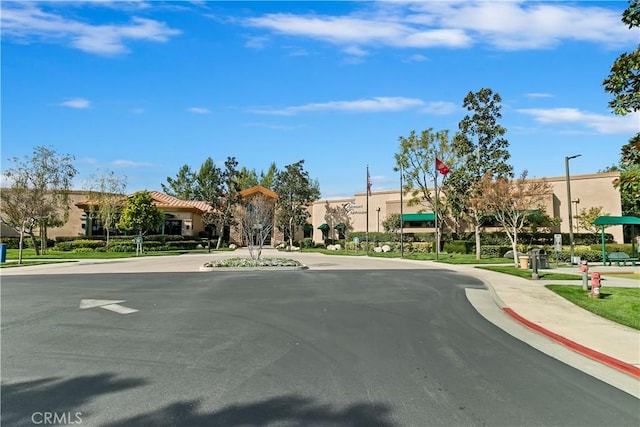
[3, 172, 622, 245]
[310, 172, 623, 243]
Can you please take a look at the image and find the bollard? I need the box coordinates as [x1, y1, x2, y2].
[531, 254, 539, 280]
[580, 260, 589, 290]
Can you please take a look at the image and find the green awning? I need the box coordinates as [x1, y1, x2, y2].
[302, 224, 314, 231]
[402, 213, 435, 222]
[317, 223, 330, 230]
[334, 223, 346, 229]
[593, 216, 640, 225]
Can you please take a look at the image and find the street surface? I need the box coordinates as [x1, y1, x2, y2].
[2, 268, 639, 426]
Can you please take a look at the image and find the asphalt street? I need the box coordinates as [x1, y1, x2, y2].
[2, 269, 639, 427]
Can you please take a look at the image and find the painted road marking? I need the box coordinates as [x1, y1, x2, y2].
[79, 299, 138, 314]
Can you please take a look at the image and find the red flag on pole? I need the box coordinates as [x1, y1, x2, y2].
[436, 158, 450, 176]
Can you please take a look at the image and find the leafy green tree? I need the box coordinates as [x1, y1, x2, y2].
[575, 206, 611, 236]
[447, 88, 513, 259]
[193, 157, 222, 202]
[237, 163, 279, 190]
[203, 157, 242, 249]
[85, 170, 127, 244]
[237, 167, 259, 190]
[394, 128, 456, 254]
[274, 160, 320, 248]
[259, 162, 279, 189]
[382, 213, 402, 233]
[1, 146, 77, 260]
[161, 164, 197, 199]
[603, 1, 640, 226]
[116, 191, 163, 237]
[603, 0, 640, 116]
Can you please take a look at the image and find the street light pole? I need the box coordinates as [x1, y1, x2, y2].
[565, 154, 581, 265]
[376, 207, 380, 233]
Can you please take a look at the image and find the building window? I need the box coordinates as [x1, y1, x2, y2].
[164, 220, 182, 235]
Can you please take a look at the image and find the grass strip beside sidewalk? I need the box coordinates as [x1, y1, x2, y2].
[545, 285, 640, 330]
[477, 265, 581, 280]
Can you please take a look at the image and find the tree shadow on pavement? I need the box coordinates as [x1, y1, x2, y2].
[1, 373, 148, 427]
[104, 394, 397, 427]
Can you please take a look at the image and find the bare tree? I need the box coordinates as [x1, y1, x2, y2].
[84, 171, 127, 244]
[239, 194, 275, 263]
[475, 171, 551, 267]
[1, 146, 77, 260]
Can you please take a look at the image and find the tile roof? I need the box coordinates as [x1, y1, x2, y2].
[148, 191, 213, 212]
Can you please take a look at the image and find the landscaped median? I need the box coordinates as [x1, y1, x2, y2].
[200, 257, 306, 271]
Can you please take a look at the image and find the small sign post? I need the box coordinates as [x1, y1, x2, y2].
[553, 234, 562, 267]
[134, 236, 143, 256]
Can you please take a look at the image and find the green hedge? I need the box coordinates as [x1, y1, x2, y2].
[0, 237, 56, 249]
[55, 240, 106, 251]
[590, 243, 634, 256]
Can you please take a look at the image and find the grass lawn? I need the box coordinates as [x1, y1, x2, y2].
[545, 285, 640, 330]
[601, 273, 640, 281]
[4, 248, 233, 261]
[477, 265, 582, 280]
[300, 248, 513, 264]
[0, 260, 77, 268]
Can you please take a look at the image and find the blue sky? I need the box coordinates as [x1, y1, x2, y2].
[2, 1, 638, 199]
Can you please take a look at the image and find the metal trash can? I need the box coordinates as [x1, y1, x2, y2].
[529, 248, 549, 270]
[0, 243, 7, 263]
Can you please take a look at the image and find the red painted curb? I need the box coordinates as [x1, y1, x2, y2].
[502, 307, 640, 379]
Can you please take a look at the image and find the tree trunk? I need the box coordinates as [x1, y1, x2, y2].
[18, 229, 24, 265]
[30, 231, 40, 256]
[216, 235, 222, 250]
[510, 229, 519, 268]
[475, 223, 481, 260]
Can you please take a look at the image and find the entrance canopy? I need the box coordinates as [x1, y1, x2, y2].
[592, 216, 640, 264]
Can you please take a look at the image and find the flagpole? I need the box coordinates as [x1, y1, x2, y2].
[366, 165, 370, 256]
[400, 164, 404, 258]
[434, 162, 439, 261]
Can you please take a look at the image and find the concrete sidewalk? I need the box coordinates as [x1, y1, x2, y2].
[448, 262, 640, 378]
[2, 250, 639, 381]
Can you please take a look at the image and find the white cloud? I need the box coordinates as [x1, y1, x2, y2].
[187, 107, 211, 114]
[525, 93, 554, 98]
[60, 98, 91, 109]
[403, 53, 428, 63]
[344, 45, 368, 57]
[518, 108, 640, 134]
[242, 2, 635, 53]
[421, 101, 457, 115]
[1, 3, 180, 55]
[251, 96, 425, 115]
[110, 159, 153, 168]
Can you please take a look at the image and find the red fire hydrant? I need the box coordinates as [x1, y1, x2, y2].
[590, 272, 602, 298]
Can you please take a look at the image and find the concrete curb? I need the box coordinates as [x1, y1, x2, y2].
[502, 307, 640, 379]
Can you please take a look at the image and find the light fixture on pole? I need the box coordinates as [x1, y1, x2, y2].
[376, 207, 381, 233]
[565, 154, 581, 265]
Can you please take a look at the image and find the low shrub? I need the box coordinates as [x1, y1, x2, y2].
[300, 238, 314, 248]
[55, 239, 106, 251]
[72, 247, 95, 253]
[480, 245, 513, 258]
[590, 243, 633, 255]
[444, 240, 469, 254]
